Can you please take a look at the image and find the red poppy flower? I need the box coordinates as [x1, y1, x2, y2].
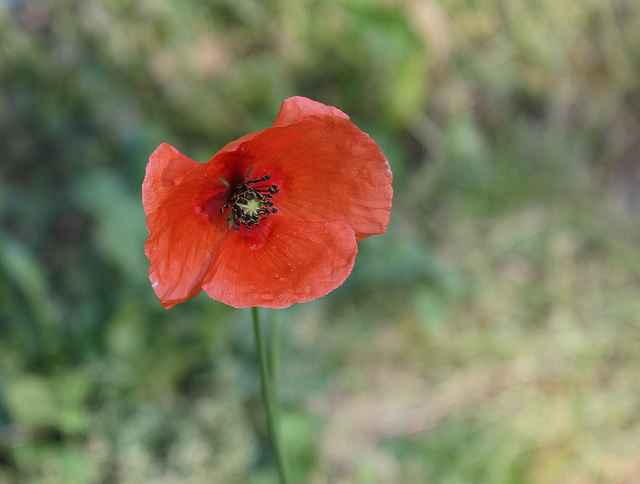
[143, 96, 393, 309]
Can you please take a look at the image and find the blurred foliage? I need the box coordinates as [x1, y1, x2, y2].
[1, 0, 640, 482]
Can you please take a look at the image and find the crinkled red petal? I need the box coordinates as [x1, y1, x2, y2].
[230, 115, 393, 241]
[272, 96, 350, 127]
[143, 143, 231, 309]
[201, 217, 358, 309]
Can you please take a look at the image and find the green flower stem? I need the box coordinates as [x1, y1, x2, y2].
[252, 307, 289, 484]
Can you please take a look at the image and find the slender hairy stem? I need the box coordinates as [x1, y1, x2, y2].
[252, 307, 289, 484]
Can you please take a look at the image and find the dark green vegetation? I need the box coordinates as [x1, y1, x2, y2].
[2, 0, 640, 482]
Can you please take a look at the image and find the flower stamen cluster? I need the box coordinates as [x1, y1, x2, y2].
[221, 174, 279, 231]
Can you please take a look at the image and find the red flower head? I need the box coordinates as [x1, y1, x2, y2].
[143, 97, 393, 309]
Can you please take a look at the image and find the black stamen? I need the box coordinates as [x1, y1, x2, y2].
[220, 173, 279, 231]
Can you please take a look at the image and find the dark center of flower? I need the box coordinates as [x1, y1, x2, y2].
[220, 174, 279, 232]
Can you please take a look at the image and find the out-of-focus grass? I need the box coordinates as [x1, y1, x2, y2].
[305, 178, 640, 483]
[1, 0, 640, 482]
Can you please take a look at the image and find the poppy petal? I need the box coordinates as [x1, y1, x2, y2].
[201, 217, 358, 309]
[216, 130, 264, 158]
[231, 115, 393, 241]
[214, 95, 336, 158]
[143, 143, 199, 210]
[272, 96, 349, 127]
[143, 143, 229, 309]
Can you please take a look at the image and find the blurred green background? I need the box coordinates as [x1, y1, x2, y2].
[2, 0, 640, 482]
